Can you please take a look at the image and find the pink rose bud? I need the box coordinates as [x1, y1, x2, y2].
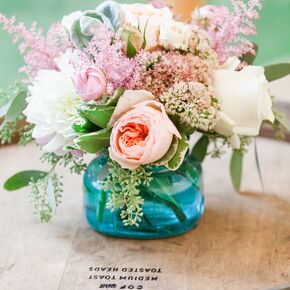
[75, 66, 107, 101]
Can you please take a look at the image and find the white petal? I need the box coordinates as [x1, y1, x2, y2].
[221, 57, 240, 70]
[43, 134, 66, 153]
[230, 134, 241, 150]
[214, 112, 236, 137]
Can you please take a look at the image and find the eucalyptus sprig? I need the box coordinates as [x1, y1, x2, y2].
[102, 160, 153, 227]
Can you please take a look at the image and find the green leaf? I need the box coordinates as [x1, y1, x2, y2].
[73, 110, 100, 133]
[0, 102, 11, 118]
[167, 133, 189, 171]
[141, 19, 148, 49]
[191, 135, 209, 162]
[264, 63, 290, 82]
[81, 105, 115, 128]
[147, 189, 187, 223]
[126, 35, 137, 58]
[72, 119, 99, 133]
[74, 127, 111, 153]
[154, 136, 179, 166]
[168, 114, 195, 135]
[230, 150, 244, 191]
[275, 114, 290, 132]
[71, 19, 92, 50]
[5, 91, 27, 122]
[96, 0, 123, 29]
[4, 170, 48, 191]
[240, 43, 258, 65]
[105, 88, 125, 106]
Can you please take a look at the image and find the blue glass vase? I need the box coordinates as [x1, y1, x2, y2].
[83, 154, 204, 239]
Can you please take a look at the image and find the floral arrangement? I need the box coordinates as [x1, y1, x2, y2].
[1, 0, 289, 226]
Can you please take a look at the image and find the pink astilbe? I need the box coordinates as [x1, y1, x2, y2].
[192, 0, 263, 63]
[85, 26, 136, 94]
[0, 14, 71, 80]
[149, 1, 168, 9]
[129, 50, 213, 97]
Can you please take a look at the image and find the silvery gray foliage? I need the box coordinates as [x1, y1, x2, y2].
[71, 1, 123, 50]
[96, 0, 123, 29]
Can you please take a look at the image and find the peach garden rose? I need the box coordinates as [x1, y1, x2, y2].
[109, 90, 181, 169]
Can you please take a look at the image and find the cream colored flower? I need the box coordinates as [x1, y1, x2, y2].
[213, 57, 275, 148]
[120, 3, 173, 50]
[159, 19, 192, 51]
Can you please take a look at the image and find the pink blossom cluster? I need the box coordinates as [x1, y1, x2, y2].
[149, 1, 168, 9]
[129, 50, 213, 97]
[0, 14, 71, 80]
[85, 26, 136, 94]
[192, 0, 262, 63]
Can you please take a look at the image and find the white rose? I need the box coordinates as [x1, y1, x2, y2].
[120, 3, 173, 50]
[159, 19, 192, 50]
[61, 10, 82, 32]
[213, 57, 275, 148]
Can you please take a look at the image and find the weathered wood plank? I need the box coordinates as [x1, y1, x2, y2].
[0, 139, 290, 290]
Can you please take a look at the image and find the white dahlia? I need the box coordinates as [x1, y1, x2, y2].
[24, 51, 81, 154]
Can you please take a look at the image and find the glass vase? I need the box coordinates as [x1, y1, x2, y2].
[83, 154, 204, 239]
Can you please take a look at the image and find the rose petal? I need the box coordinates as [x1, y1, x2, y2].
[109, 90, 155, 125]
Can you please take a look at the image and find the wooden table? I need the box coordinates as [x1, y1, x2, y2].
[0, 139, 290, 290]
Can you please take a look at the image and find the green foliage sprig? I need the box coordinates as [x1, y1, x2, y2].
[29, 172, 63, 223]
[102, 161, 153, 227]
[0, 114, 34, 145]
[4, 152, 87, 222]
[0, 82, 33, 145]
[40, 152, 87, 175]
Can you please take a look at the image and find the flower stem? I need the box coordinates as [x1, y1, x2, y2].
[97, 189, 106, 222]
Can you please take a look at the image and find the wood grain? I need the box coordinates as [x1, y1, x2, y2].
[0, 139, 290, 290]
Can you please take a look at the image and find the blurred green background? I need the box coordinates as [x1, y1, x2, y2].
[0, 0, 290, 90]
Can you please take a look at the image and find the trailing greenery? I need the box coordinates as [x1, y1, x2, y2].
[4, 152, 87, 222]
[18, 122, 34, 145]
[0, 82, 33, 145]
[29, 152, 87, 222]
[0, 114, 34, 145]
[29, 172, 63, 223]
[40, 152, 87, 175]
[208, 137, 229, 159]
[267, 105, 290, 140]
[102, 161, 153, 227]
[0, 118, 18, 144]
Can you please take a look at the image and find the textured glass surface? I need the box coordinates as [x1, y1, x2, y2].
[83, 155, 204, 239]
